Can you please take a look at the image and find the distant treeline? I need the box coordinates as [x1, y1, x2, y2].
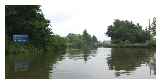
[66, 30, 98, 50]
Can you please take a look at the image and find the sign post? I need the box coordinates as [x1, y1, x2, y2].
[13, 34, 29, 44]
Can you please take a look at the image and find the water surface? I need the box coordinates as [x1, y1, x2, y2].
[6, 48, 156, 79]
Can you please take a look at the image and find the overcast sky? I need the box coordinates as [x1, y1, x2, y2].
[41, 0, 159, 41]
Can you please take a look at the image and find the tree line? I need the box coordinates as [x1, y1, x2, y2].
[6, 5, 155, 56]
[105, 19, 156, 47]
[5, 5, 99, 56]
[66, 30, 98, 50]
[5, 5, 67, 54]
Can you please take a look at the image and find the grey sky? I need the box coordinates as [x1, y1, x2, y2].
[41, 0, 158, 41]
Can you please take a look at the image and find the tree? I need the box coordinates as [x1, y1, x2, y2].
[66, 30, 98, 49]
[91, 35, 98, 48]
[6, 5, 51, 48]
[6, 5, 67, 52]
[66, 33, 83, 49]
[150, 17, 156, 36]
[82, 29, 92, 48]
[144, 17, 156, 47]
[106, 19, 149, 44]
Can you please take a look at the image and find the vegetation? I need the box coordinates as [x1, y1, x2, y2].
[5, 5, 156, 79]
[5, 5, 98, 57]
[6, 5, 67, 55]
[5, 5, 156, 58]
[105, 19, 156, 48]
[66, 29, 98, 50]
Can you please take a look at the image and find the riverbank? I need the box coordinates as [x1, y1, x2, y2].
[103, 43, 156, 48]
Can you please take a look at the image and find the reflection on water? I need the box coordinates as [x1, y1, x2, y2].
[107, 48, 156, 78]
[14, 60, 30, 72]
[65, 49, 97, 62]
[5, 48, 156, 79]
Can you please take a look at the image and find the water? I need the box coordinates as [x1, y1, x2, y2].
[5, 48, 156, 79]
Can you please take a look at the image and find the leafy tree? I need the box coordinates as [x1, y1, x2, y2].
[6, 5, 67, 52]
[148, 17, 156, 37]
[66, 30, 98, 49]
[106, 19, 150, 44]
[48, 35, 67, 52]
[82, 29, 92, 49]
[91, 35, 98, 48]
[6, 5, 51, 48]
[145, 17, 156, 47]
[66, 33, 83, 49]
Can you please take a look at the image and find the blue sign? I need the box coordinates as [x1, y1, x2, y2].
[13, 34, 29, 44]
